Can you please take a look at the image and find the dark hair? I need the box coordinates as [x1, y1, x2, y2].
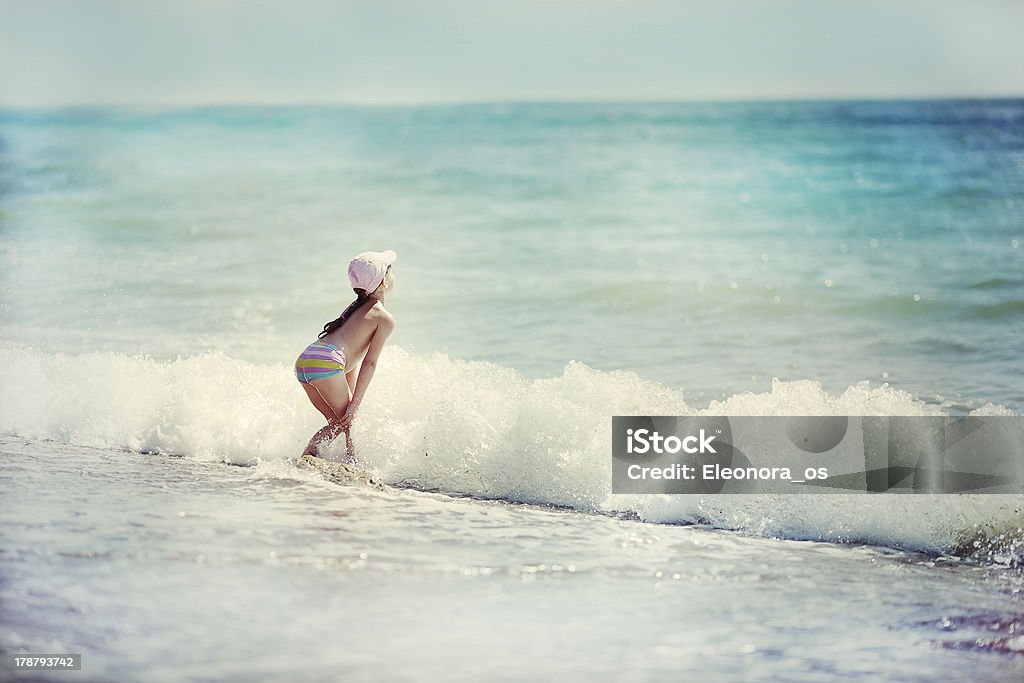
[318, 289, 371, 339]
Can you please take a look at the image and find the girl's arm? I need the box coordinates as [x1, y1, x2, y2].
[345, 364, 359, 400]
[340, 315, 396, 428]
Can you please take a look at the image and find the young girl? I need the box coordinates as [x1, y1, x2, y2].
[295, 250, 397, 462]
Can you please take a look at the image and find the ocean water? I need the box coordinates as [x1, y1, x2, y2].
[1, 100, 1023, 681]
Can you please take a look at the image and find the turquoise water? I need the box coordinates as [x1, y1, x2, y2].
[2, 101, 1024, 681]
[1, 100, 1022, 410]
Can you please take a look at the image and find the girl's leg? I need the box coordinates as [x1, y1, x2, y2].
[299, 374, 353, 458]
[344, 428, 356, 463]
[300, 382, 338, 423]
[303, 421, 346, 457]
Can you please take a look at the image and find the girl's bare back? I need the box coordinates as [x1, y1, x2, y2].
[319, 300, 394, 369]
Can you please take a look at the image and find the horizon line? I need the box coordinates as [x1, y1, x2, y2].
[2, 93, 1023, 111]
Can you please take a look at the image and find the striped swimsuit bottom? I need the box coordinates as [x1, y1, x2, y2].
[294, 341, 347, 384]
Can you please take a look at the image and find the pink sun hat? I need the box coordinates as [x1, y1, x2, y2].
[347, 250, 397, 293]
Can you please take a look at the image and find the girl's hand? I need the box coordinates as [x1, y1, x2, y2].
[338, 403, 358, 431]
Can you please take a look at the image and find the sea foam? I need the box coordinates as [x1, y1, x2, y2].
[1, 342, 1020, 563]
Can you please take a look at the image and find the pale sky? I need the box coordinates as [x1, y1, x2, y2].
[1, 0, 1022, 106]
